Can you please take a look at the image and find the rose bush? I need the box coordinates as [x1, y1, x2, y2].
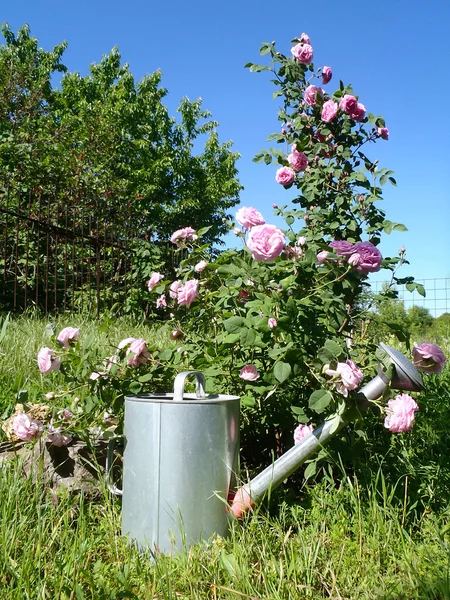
[2, 34, 446, 479]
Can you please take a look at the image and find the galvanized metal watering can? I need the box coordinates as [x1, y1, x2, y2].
[106, 371, 240, 555]
[107, 344, 423, 553]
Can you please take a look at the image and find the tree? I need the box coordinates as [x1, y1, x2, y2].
[0, 24, 241, 311]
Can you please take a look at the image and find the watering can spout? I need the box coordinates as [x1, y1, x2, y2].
[230, 343, 423, 518]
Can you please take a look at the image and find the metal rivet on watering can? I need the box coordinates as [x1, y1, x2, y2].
[106, 371, 240, 556]
[230, 343, 424, 518]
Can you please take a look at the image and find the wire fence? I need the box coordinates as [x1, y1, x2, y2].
[371, 278, 450, 318]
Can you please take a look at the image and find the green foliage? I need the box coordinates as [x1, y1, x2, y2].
[0, 24, 241, 312]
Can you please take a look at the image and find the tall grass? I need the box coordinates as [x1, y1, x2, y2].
[0, 457, 448, 599]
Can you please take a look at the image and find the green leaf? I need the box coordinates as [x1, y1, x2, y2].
[285, 215, 294, 226]
[241, 394, 256, 407]
[274, 361, 292, 383]
[240, 328, 256, 347]
[324, 339, 343, 358]
[138, 372, 154, 383]
[309, 389, 332, 413]
[158, 349, 173, 361]
[304, 462, 317, 480]
[416, 284, 426, 297]
[223, 333, 240, 344]
[129, 381, 142, 394]
[224, 316, 245, 334]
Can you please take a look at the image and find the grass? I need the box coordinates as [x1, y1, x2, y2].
[0, 314, 449, 598]
[0, 456, 449, 599]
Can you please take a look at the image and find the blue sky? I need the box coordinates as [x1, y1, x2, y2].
[3, 0, 450, 294]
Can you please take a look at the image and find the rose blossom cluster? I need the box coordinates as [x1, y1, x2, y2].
[325, 360, 364, 397]
[170, 227, 198, 245]
[291, 33, 313, 64]
[287, 147, 308, 172]
[320, 240, 382, 274]
[339, 95, 366, 122]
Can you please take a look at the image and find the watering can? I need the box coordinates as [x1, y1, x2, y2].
[106, 371, 240, 555]
[107, 343, 423, 554]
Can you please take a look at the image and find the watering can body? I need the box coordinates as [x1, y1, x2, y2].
[108, 372, 240, 555]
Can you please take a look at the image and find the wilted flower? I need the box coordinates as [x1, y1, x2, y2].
[177, 279, 199, 308]
[325, 360, 363, 397]
[46, 426, 72, 447]
[156, 294, 167, 309]
[147, 272, 164, 292]
[57, 327, 79, 349]
[37, 347, 61, 375]
[127, 339, 151, 367]
[13, 413, 44, 441]
[412, 343, 446, 375]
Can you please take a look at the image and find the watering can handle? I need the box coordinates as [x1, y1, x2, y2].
[106, 434, 123, 496]
[173, 371, 206, 401]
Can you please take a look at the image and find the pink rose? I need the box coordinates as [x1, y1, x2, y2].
[57, 327, 79, 349]
[156, 294, 167, 309]
[268, 317, 278, 329]
[47, 426, 72, 447]
[339, 95, 358, 114]
[304, 85, 323, 106]
[384, 393, 419, 433]
[300, 32, 311, 44]
[194, 260, 208, 272]
[37, 347, 61, 375]
[298, 236, 306, 246]
[287, 149, 308, 172]
[316, 250, 330, 263]
[13, 413, 44, 441]
[127, 338, 151, 367]
[118, 337, 136, 350]
[275, 166, 296, 186]
[377, 127, 389, 140]
[57, 408, 73, 420]
[326, 359, 363, 397]
[169, 280, 182, 299]
[291, 43, 314, 64]
[147, 272, 164, 292]
[322, 66, 332, 85]
[329, 240, 355, 257]
[170, 227, 198, 244]
[247, 224, 285, 262]
[349, 102, 366, 122]
[294, 423, 314, 444]
[349, 241, 382, 274]
[177, 279, 199, 308]
[321, 99, 338, 123]
[239, 365, 260, 381]
[412, 343, 446, 375]
[236, 206, 265, 230]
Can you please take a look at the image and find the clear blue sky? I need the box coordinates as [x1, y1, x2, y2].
[3, 0, 450, 289]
